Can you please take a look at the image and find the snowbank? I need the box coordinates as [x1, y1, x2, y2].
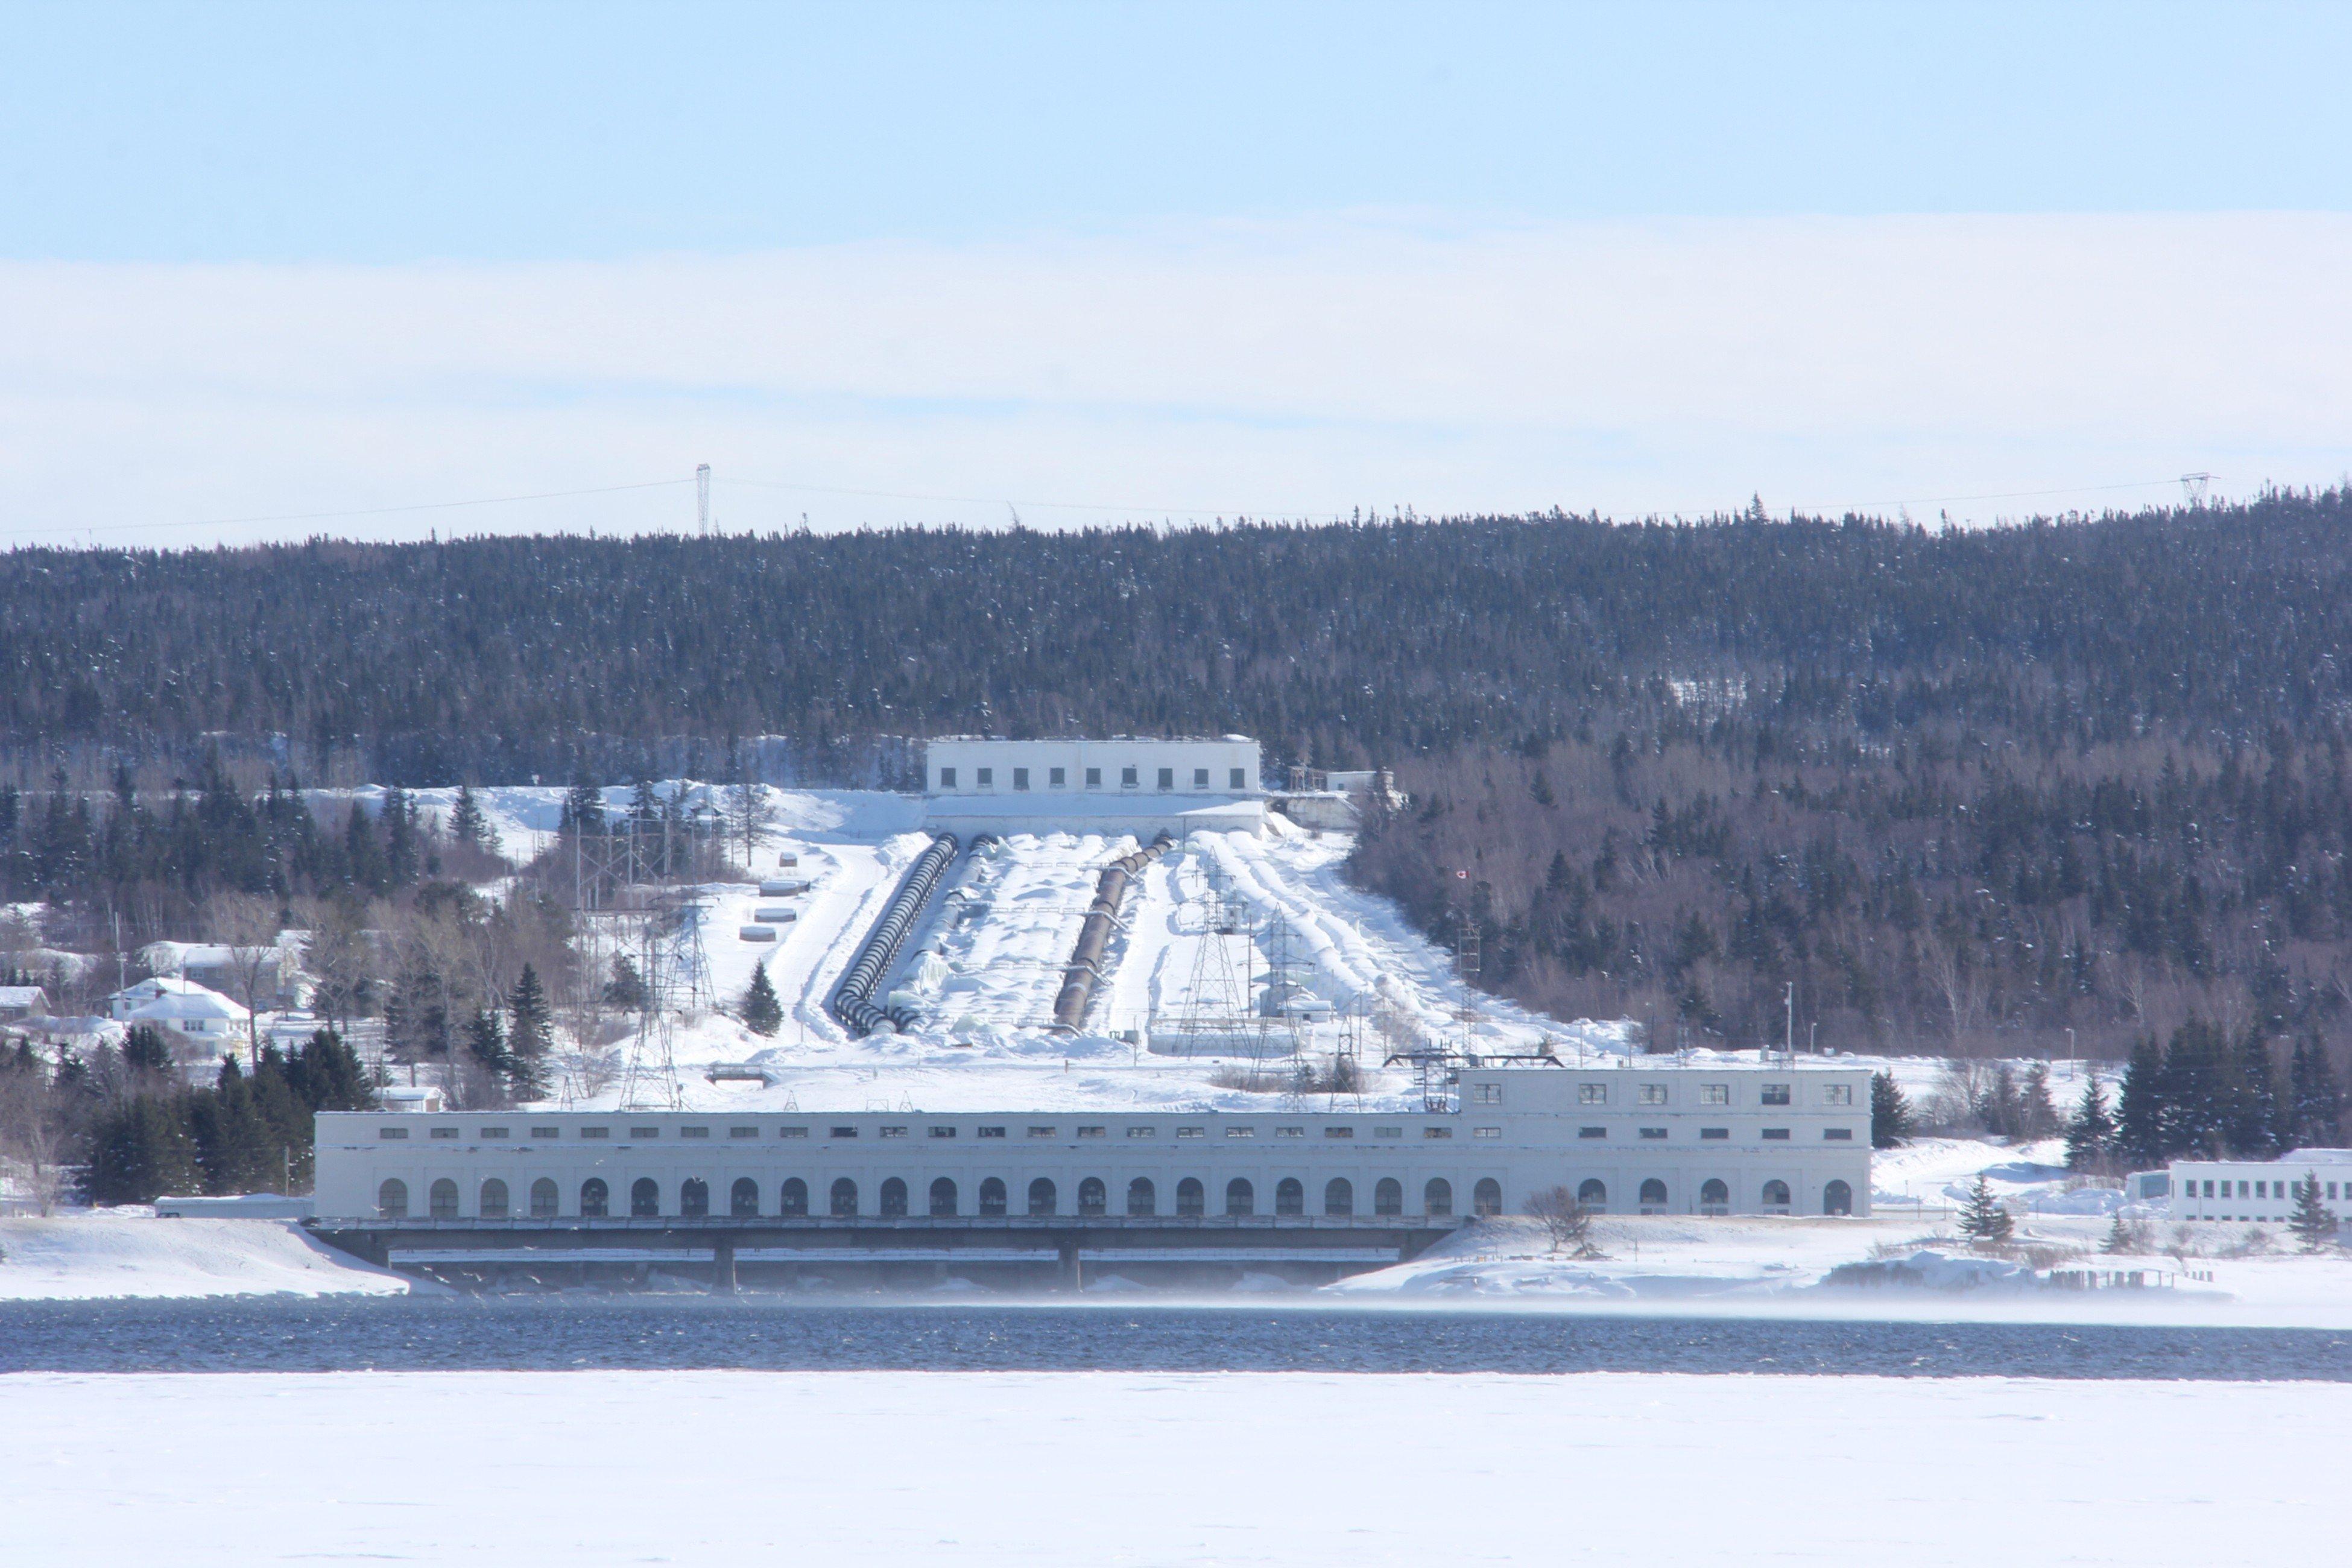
[1, 1370, 2341, 1566]
[0, 1211, 415, 1300]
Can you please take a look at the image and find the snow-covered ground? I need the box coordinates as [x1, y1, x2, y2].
[0, 1211, 415, 1300]
[2, 1370, 2339, 1566]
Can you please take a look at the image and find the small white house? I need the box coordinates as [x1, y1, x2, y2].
[107, 977, 251, 1068]
[0, 984, 50, 1021]
[2169, 1150, 2352, 1222]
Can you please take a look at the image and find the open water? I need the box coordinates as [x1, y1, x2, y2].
[4, 1297, 2348, 1379]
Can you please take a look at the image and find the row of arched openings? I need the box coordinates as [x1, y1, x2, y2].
[375, 1174, 1528, 1220]
[1570, 1177, 1852, 1216]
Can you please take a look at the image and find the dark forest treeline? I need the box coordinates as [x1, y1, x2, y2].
[2, 492, 2351, 785]
[4, 493, 2352, 1072]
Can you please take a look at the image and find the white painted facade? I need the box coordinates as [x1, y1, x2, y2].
[924, 736, 1262, 798]
[2169, 1149, 2352, 1222]
[315, 1064, 1873, 1223]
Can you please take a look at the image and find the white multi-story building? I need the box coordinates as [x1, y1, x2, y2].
[314, 1063, 1872, 1224]
[2169, 1150, 2352, 1222]
[922, 736, 1266, 837]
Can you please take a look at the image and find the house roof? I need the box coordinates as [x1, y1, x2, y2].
[0, 985, 48, 1007]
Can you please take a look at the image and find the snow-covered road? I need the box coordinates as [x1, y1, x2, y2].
[2, 1369, 2335, 1565]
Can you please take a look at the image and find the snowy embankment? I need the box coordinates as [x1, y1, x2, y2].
[0, 1212, 415, 1300]
[2, 1370, 2339, 1566]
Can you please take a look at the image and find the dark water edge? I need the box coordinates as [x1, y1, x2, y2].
[5, 1297, 2351, 1379]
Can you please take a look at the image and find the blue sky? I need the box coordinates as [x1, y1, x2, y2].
[1, 1, 2348, 540]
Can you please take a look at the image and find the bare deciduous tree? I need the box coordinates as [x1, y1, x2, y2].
[1526, 1185, 1601, 1256]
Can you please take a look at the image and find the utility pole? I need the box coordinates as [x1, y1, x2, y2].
[696, 463, 712, 535]
[1784, 981, 1795, 1064]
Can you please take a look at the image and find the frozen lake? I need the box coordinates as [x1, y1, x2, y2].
[7, 1297, 2351, 1379]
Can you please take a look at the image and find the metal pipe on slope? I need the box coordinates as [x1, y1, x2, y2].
[827, 832, 966, 1037]
[1052, 832, 1175, 1032]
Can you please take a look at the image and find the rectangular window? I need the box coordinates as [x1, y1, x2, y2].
[2202, 1180, 2214, 1197]
[2332, 1183, 2341, 1200]
[1121, 766, 1138, 788]
[430, 1127, 460, 1140]
[730, 1127, 759, 1139]
[1013, 767, 1029, 791]
[1028, 1126, 1057, 1139]
[879, 1125, 908, 1139]
[1474, 1127, 1501, 1140]
[1761, 1084, 1792, 1106]
[679, 1126, 709, 1139]
[532, 1127, 560, 1139]
[1824, 1084, 1854, 1106]
[976, 1126, 1006, 1139]
[1701, 1084, 1730, 1106]
[1077, 1126, 1106, 1139]
[580, 1127, 610, 1139]
[479, 1127, 510, 1139]
[938, 767, 957, 789]
[1825, 1128, 1854, 1140]
[779, 1127, 807, 1139]
[1578, 1083, 1607, 1104]
[1277, 1127, 1304, 1139]
[630, 1127, 659, 1140]
[1049, 767, 1066, 788]
[1226, 1127, 1255, 1138]
[1324, 1127, 1355, 1139]
[378, 1127, 409, 1140]
[1230, 768, 1247, 789]
[1472, 1084, 1502, 1104]
[928, 1126, 958, 1139]
[1762, 1128, 1791, 1140]
[976, 767, 993, 788]
[1579, 1127, 1608, 1139]
[2256, 1181, 2268, 1199]
[1127, 1127, 1157, 1138]
[1177, 1127, 1204, 1139]
[2239, 1181, 2251, 1198]
[1639, 1127, 1667, 1140]
[1374, 1127, 1402, 1139]
[1701, 1127, 1729, 1140]
[829, 1126, 858, 1139]
[1424, 1127, 1452, 1140]
[1639, 1084, 1668, 1105]
[1157, 767, 1174, 791]
[1086, 767, 1102, 788]
[1193, 767, 1209, 788]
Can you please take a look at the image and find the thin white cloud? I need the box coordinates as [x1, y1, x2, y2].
[2, 212, 2345, 545]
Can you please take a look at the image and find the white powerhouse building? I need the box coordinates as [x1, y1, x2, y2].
[315, 1064, 1872, 1224]
[922, 735, 1266, 837]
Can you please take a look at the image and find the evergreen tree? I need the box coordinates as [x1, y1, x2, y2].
[1870, 1070, 1912, 1149]
[603, 955, 648, 1012]
[2229, 1029, 2281, 1157]
[189, 1057, 282, 1193]
[2064, 1072, 2117, 1170]
[1957, 1173, 2015, 1244]
[449, 783, 492, 852]
[507, 964, 554, 1098]
[2117, 1035, 2169, 1166]
[2289, 1172, 2338, 1253]
[86, 1095, 200, 1205]
[741, 959, 782, 1037]
[2020, 1061, 2060, 1142]
[121, 1023, 174, 1078]
[2157, 1019, 2230, 1157]
[561, 767, 605, 836]
[2287, 1037, 2348, 1149]
[464, 1007, 515, 1103]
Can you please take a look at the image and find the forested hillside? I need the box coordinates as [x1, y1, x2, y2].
[3, 491, 2350, 1063]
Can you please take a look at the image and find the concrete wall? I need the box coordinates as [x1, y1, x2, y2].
[318, 1065, 1873, 1224]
